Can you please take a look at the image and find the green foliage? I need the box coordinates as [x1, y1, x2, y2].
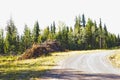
[82, 14, 86, 27]
[4, 18, 18, 54]
[0, 29, 4, 54]
[23, 25, 32, 49]
[56, 22, 69, 49]
[74, 16, 81, 34]
[85, 18, 93, 49]
[0, 15, 119, 55]
[32, 21, 40, 43]
[41, 26, 50, 42]
[51, 21, 56, 34]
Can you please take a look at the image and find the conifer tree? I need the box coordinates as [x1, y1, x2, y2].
[23, 25, 32, 49]
[4, 18, 18, 54]
[98, 18, 103, 48]
[85, 18, 93, 49]
[0, 29, 4, 54]
[82, 14, 86, 27]
[41, 26, 50, 42]
[33, 21, 40, 43]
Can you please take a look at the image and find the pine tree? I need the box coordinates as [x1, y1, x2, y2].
[85, 18, 93, 49]
[49, 21, 56, 40]
[103, 24, 108, 36]
[4, 18, 18, 54]
[93, 21, 99, 48]
[33, 21, 40, 43]
[98, 18, 103, 48]
[41, 26, 50, 42]
[23, 24, 32, 49]
[82, 14, 86, 27]
[0, 29, 4, 54]
[74, 16, 82, 49]
[99, 18, 102, 30]
[117, 35, 120, 46]
[68, 27, 74, 49]
[56, 22, 69, 49]
[51, 21, 56, 34]
[74, 16, 81, 34]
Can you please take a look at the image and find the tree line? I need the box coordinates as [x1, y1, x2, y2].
[0, 14, 120, 55]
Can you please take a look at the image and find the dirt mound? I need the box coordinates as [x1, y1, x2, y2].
[18, 40, 64, 60]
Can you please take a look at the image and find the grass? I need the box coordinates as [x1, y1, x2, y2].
[0, 51, 76, 80]
[109, 49, 120, 68]
[0, 50, 102, 80]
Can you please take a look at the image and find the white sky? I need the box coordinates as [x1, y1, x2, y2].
[0, 0, 120, 35]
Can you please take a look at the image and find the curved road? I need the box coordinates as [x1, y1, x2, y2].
[41, 50, 120, 80]
[60, 50, 120, 74]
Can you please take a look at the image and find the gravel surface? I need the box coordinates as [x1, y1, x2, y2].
[41, 50, 120, 80]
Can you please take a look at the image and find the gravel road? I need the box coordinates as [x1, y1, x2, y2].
[41, 50, 120, 80]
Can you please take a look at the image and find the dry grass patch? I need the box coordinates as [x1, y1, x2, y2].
[0, 51, 80, 80]
[109, 49, 120, 68]
[0, 50, 101, 79]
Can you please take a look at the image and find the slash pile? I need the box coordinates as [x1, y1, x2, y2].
[18, 40, 64, 60]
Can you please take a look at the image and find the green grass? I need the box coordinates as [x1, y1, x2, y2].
[0, 50, 102, 80]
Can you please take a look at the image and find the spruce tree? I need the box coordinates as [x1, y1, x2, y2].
[85, 18, 93, 49]
[0, 29, 4, 54]
[4, 18, 18, 54]
[33, 21, 40, 43]
[41, 26, 50, 42]
[98, 18, 103, 48]
[82, 14, 86, 27]
[23, 25, 32, 49]
[74, 16, 82, 49]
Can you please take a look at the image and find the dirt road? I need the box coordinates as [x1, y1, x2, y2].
[41, 50, 120, 80]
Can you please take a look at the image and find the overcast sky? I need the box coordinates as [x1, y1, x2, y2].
[0, 0, 120, 35]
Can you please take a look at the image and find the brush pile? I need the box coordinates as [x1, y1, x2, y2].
[18, 40, 64, 60]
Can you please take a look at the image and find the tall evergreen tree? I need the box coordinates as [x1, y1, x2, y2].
[74, 16, 81, 34]
[4, 18, 18, 54]
[103, 24, 108, 36]
[117, 35, 120, 46]
[74, 16, 82, 49]
[99, 18, 102, 30]
[23, 25, 32, 49]
[33, 21, 40, 43]
[0, 29, 4, 54]
[82, 14, 86, 27]
[98, 18, 103, 48]
[49, 21, 56, 40]
[85, 18, 93, 49]
[51, 21, 56, 34]
[41, 26, 50, 42]
[93, 21, 99, 48]
[56, 22, 69, 48]
[68, 27, 75, 49]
